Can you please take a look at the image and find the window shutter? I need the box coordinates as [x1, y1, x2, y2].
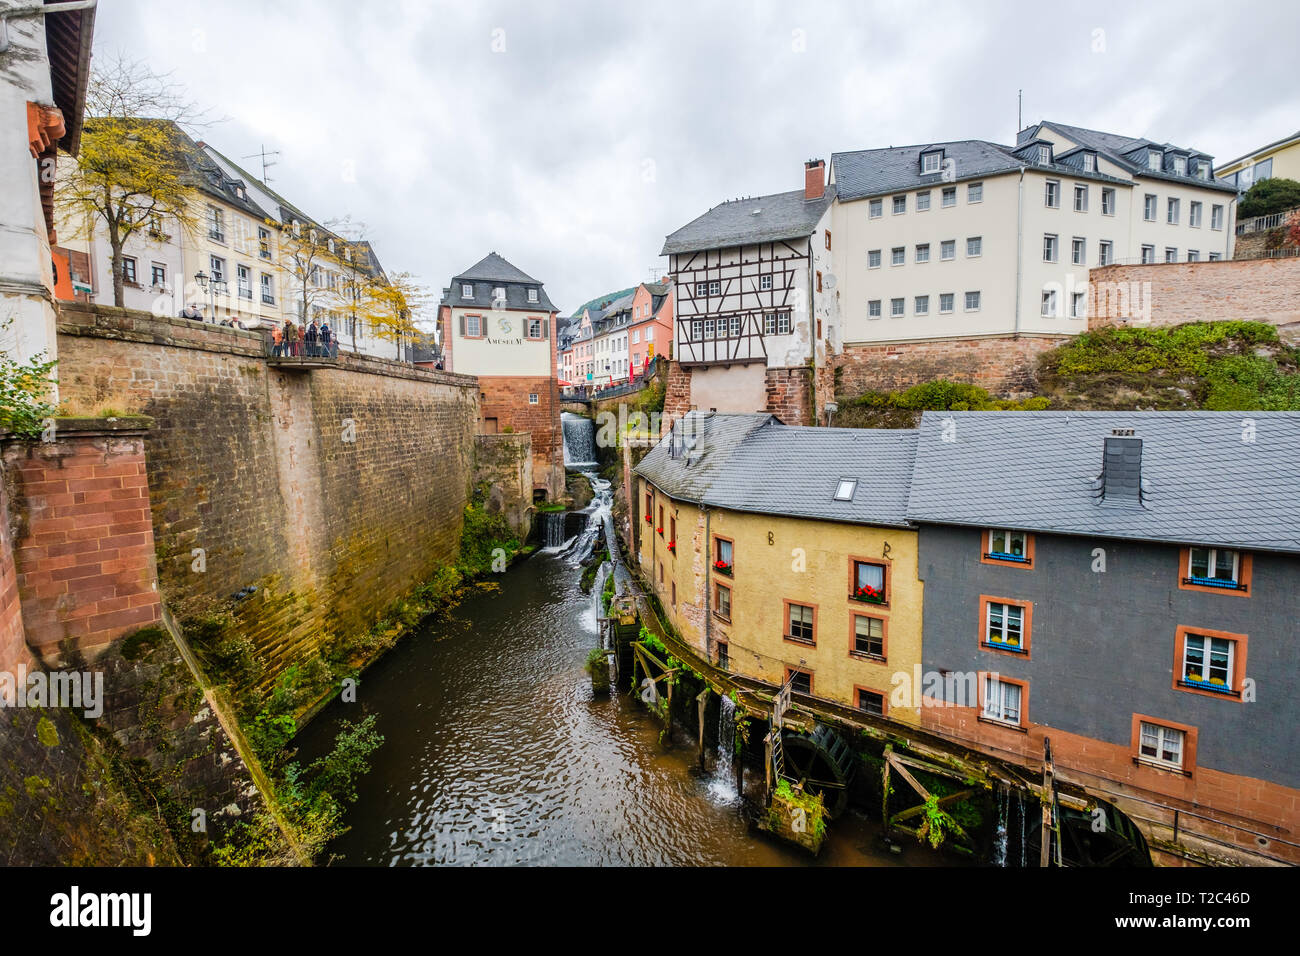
[541, 318, 549, 339]
[459, 315, 466, 337]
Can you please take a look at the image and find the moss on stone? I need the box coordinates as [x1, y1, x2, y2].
[35, 717, 59, 748]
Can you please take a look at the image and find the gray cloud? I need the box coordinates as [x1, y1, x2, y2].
[94, 0, 1299, 316]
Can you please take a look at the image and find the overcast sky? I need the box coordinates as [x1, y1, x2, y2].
[95, 0, 1299, 317]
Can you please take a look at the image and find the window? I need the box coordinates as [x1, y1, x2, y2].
[207, 206, 224, 241]
[825, 230, 832, 250]
[1043, 234, 1058, 262]
[857, 689, 884, 716]
[717, 641, 728, 670]
[941, 186, 956, 207]
[964, 291, 981, 311]
[760, 274, 772, 290]
[834, 479, 857, 501]
[1187, 250, 1200, 262]
[704, 319, 715, 339]
[1041, 290, 1058, 317]
[728, 316, 741, 336]
[868, 250, 881, 269]
[1167, 198, 1180, 224]
[985, 529, 1031, 563]
[462, 283, 473, 298]
[464, 314, 483, 337]
[1137, 720, 1187, 771]
[1209, 253, 1221, 261]
[982, 598, 1029, 653]
[982, 675, 1024, 726]
[916, 190, 931, 211]
[1254, 157, 1273, 181]
[786, 669, 812, 695]
[939, 293, 954, 313]
[713, 581, 730, 621]
[1083, 153, 1096, 172]
[1101, 187, 1115, 216]
[121, 256, 137, 284]
[853, 615, 885, 660]
[966, 236, 982, 257]
[967, 182, 983, 203]
[869, 198, 882, 218]
[209, 255, 225, 283]
[1189, 201, 1202, 228]
[851, 559, 886, 605]
[763, 312, 792, 335]
[1037, 145, 1051, 165]
[1211, 205, 1224, 230]
[1177, 627, 1244, 695]
[528, 393, 539, 405]
[1147, 149, 1162, 171]
[914, 295, 929, 316]
[714, 537, 733, 573]
[892, 195, 906, 215]
[915, 243, 930, 263]
[1045, 180, 1060, 208]
[1071, 236, 1086, 265]
[1143, 194, 1157, 221]
[1182, 546, 1248, 593]
[1099, 241, 1113, 266]
[1141, 245, 1155, 264]
[785, 603, 815, 646]
[1173, 156, 1186, 176]
[528, 288, 539, 303]
[1073, 184, 1088, 212]
[891, 246, 905, 266]
[708, 280, 721, 296]
[940, 239, 956, 260]
[890, 298, 905, 318]
[645, 327, 653, 341]
[258, 227, 271, 259]
[868, 300, 881, 319]
[151, 262, 166, 287]
[921, 152, 940, 174]
[1165, 247, 1178, 263]
[1071, 291, 1087, 318]
[259, 273, 273, 304]
[237, 264, 252, 299]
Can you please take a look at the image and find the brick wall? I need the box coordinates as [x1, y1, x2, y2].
[1088, 259, 1300, 340]
[477, 374, 564, 501]
[0, 471, 32, 677]
[834, 335, 1070, 399]
[764, 366, 812, 425]
[1, 420, 161, 663]
[53, 302, 480, 686]
[661, 360, 692, 436]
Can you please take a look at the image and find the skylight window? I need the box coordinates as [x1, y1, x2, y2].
[834, 479, 858, 501]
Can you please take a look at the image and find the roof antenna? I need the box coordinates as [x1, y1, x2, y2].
[242, 145, 280, 184]
[1018, 89, 1022, 135]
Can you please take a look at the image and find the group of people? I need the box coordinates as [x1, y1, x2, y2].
[178, 305, 244, 329]
[271, 319, 336, 358]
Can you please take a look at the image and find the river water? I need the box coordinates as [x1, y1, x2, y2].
[295, 522, 947, 866]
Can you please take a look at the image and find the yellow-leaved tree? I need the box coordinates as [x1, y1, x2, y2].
[356, 271, 431, 360]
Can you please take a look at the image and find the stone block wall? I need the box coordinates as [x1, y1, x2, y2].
[473, 434, 534, 540]
[1, 420, 161, 663]
[52, 302, 480, 686]
[1088, 258, 1300, 340]
[477, 373, 564, 501]
[764, 366, 812, 425]
[833, 334, 1070, 399]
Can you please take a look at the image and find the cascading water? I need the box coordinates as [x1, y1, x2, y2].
[992, 786, 1009, 866]
[542, 512, 569, 549]
[706, 694, 740, 804]
[562, 412, 597, 469]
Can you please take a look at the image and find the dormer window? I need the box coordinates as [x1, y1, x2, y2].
[1198, 162, 1210, 181]
[493, 287, 506, 302]
[1082, 152, 1096, 172]
[921, 151, 941, 174]
[1148, 149, 1162, 170]
[1037, 145, 1051, 165]
[1173, 156, 1187, 176]
[528, 288, 539, 303]
[461, 283, 473, 298]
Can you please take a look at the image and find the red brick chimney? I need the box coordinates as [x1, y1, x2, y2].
[804, 159, 825, 200]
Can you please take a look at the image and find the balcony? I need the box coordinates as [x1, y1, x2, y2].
[678, 313, 766, 367]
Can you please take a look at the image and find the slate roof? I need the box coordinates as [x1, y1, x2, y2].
[1028, 121, 1236, 193]
[830, 139, 1130, 203]
[635, 414, 917, 528]
[661, 187, 834, 256]
[906, 411, 1300, 553]
[443, 253, 557, 312]
[703, 425, 917, 528]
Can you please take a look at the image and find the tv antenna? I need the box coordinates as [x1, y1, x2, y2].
[242, 145, 281, 184]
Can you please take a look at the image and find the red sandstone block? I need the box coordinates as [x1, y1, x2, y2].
[32, 531, 67, 547]
[92, 462, 142, 478]
[66, 524, 109, 542]
[121, 475, 149, 489]
[50, 564, 102, 582]
[128, 591, 160, 608]
[29, 517, 78, 534]
[76, 548, 117, 565]
[66, 477, 123, 493]
[96, 532, 148, 551]
[87, 604, 156, 634]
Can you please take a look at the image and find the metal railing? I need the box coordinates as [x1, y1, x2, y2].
[264, 332, 339, 361]
[1236, 207, 1298, 236]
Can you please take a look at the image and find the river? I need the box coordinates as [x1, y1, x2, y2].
[294, 512, 950, 866]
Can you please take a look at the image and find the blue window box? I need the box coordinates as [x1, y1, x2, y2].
[983, 638, 1026, 653]
[1179, 676, 1235, 695]
[1183, 576, 1245, 591]
[985, 552, 1030, 564]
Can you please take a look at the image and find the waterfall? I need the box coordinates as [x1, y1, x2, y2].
[541, 512, 569, 549]
[992, 786, 1009, 866]
[706, 695, 739, 804]
[562, 412, 597, 469]
[1018, 793, 1027, 867]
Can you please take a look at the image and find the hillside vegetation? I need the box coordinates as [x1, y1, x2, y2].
[834, 321, 1300, 428]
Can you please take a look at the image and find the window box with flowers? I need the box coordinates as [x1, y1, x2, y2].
[713, 537, 733, 577]
[656, 526, 664, 537]
[645, 514, 652, 524]
[714, 560, 732, 576]
[849, 559, 888, 607]
[667, 540, 676, 554]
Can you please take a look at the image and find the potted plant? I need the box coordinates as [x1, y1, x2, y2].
[853, 584, 884, 604]
[645, 514, 652, 524]
[656, 526, 664, 536]
[667, 540, 676, 553]
[1187, 671, 1203, 682]
[714, 560, 732, 576]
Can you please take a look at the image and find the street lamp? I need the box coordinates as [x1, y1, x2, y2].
[194, 270, 211, 321]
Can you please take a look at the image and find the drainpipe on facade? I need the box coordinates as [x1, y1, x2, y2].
[1014, 166, 1025, 337]
[703, 505, 712, 663]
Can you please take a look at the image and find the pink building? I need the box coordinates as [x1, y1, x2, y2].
[628, 281, 673, 374]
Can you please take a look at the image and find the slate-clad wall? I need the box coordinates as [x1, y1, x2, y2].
[917, 522, 1300, 800]
[53, 303, 479, 684]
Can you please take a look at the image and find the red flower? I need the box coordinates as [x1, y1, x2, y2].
[656, 527, 664, 535]
[667, 540, 676, 551]
[645, 514, 652, 523]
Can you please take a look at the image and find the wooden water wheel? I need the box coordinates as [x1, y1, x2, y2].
[781, 724, 856, 818]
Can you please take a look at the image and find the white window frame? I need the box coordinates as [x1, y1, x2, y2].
[1073, 184, 1088, 212]
[1189, 201, 1202, 228]
[891, 246, 905, 267]
[985, 601, 1025, 648]
[915, 243, 930, 263]
[921, 152, 940, 174]
[528, 393, 539, 405]
[892, 195, 906, 215]
[890, 297, 905, 318]
[760, 274, 773, 290]
[1099, 240, 1113, 266]
[1181, 633, 1235, 689]
[1165, 247, 1178, 263]
[528, 288, 539, 303]
[1144, 194, 1157, 221]
[1138, 721, 1184, 770]
[1071, 236, 1086, 265]
[1101, 188, 1115, 216]
[1141, 245, 1155, 264]
[939, 293, 954, 314]
[966, 236, 982, 258]
[941, 186, 956, 208]
[868, 300, 881, 319]
[708, 280, 721, 296]
[462, 283, 473, 298]
[1211, 205, 1224, 230]
[1045, 180, 1060, 208]
[914, 295, 929, 316]
[1188, 547, 1240, 585]
[967, 182, 983, 203]
[964, 291, 981, 312]
[1041, 289, 1057, 317]
[1167, 197, 1180, 224]
[916, 190, 931, 211]
[869, 198, 883, 218]
[1043, 234, 1058, 262]
[867, 250, 881, 269]
[465, 314, 483, 337]
[940, 239, 956, 261]
[1071, 290, 1087, 318]
[982, 675, 1022, 724]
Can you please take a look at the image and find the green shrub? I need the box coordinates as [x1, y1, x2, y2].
[1237, 177, 1300, 219]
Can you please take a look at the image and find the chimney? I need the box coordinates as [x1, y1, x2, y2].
[804, 159, 825, 200]
[1097, 428, 1144, 507]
